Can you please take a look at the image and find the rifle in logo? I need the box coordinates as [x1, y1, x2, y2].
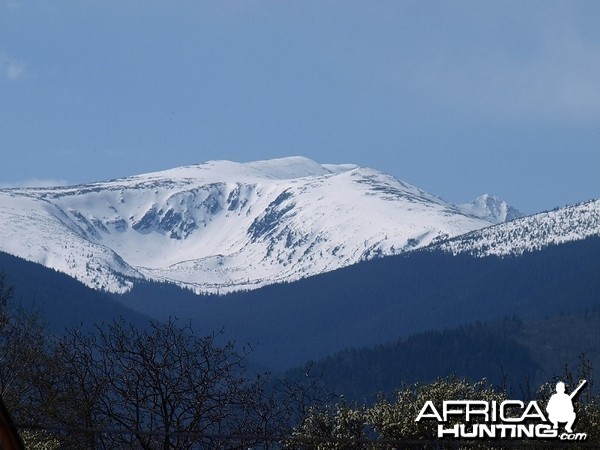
[415, 378, 589, 441]
[546, 380, 587, 433]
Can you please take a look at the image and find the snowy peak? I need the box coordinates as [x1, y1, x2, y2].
[127, 156, 357, 185]
[459, 194, 524, 224]
[434, 198, 600, 257]
[241, 156, 355, 179]
[0, 157, 502, 294]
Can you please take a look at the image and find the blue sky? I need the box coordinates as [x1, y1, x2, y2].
[1, 1, 599, 213]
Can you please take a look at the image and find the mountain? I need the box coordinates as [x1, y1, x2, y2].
[434, 198, 600, 256]
[0, 157, 501, 294]
[110, 198, 600, 369]
[115, 234, 600, 370]
[286, 306, 600, 403]
[284, 319, 539, 403]
[0, 191, 598, 371]
[0, 251, 152, 335]
[458, 194, 524, 224]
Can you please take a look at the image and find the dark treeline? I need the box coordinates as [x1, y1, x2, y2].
[285, 319, 538, 404]
[286, 307, 600, 406]
[2, 237, 600, 373]
[0, 251, 150, 334]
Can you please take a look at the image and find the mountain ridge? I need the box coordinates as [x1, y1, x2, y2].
[434, 198, 600, 257]
[0, 157, 505, 294]
[114, 235, 600, 369]
[1, 194, 599, 369]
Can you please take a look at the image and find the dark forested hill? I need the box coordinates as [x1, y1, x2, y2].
[0, 251, 151, 334]
[115, 236, 600, 370]
[284, 319, 537, 403]
[284, 307, 600, 404]
[2, 236, 599, 373]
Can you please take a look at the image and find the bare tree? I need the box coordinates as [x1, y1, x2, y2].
[0, 272, 14, 327]
[52, 318, 267, 449]
[0, 274, 335, 449]
[0, 273, 53, 424]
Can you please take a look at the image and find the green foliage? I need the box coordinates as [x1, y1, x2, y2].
[285, 402, 366, 450]
[367, 377, 506, 441]
[286, 374, 600, 447]
[20, 430, 61, 450]
[283, 376, 508, 448]
[578, 400, 600, 442]
[536, 353, 600, 443]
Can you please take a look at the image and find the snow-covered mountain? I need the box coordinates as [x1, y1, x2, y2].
[433, 198, 600, 257]
[0, 156, 507, 294]
[458, 194, 524, 224]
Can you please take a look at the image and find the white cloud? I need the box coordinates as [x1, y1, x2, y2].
[0, 178, 69, 188]
[0, 51, 26, 81]
[5, 60, 25, 80]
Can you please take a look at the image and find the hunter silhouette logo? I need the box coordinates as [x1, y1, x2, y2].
[415, 379, 588, 441]
[547, 380, 586, 434]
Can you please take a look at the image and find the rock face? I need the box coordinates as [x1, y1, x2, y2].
[0, 156, 501, 293]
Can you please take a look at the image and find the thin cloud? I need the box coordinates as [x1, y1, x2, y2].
[0, 0, 21, 9]
[377, 7, 600, 122]
[0, 51, 26, 81]
[406, 36, 600, 121]
[480, 32, 600, 120]
[0, 178, 69, 188]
